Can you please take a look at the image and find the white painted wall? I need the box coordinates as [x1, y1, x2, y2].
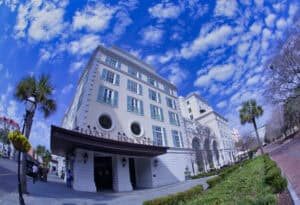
[73, 149, 96, 192]
[152, 148, 194, 187]
[112, 156, 133, 192]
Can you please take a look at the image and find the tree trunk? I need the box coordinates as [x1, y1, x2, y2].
[21, 111, 34, 194]
[252, 118, 264, 155]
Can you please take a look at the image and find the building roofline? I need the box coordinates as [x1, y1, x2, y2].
[97, 45, 177, 90]
[195, 110, 228, 122]
[184, 92, 210, 105]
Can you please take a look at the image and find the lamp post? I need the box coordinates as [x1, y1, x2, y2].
[19, 95, 36, 203]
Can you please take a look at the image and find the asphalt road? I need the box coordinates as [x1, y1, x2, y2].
[0, 162, 18, 198]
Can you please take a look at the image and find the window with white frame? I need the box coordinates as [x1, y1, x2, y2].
[105, 56, 121, 69]
[127, 79, 143, 95]
[172, 130, 181, 147]
[101, 69, 120, 85]
[169, 111, 180, 126]
[152, 126, 163, 146]
[148, 76, 158, 87]
[149, 89, 161, 103]
[150, 104, 164, 121]
[128, 67, 142, 79]
[97, 86, 118, 107]
[166, 97, 176, 109]
[127, 96, 144, 115]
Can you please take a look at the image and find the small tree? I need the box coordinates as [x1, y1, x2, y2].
[239, 100, 264, 154]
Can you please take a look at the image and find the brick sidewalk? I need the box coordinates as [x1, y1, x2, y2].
[268, 133, 300, 200]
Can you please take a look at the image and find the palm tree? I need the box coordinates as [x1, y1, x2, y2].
[14, 74, 56, 193]
[239, 99, 264, 155]
[35, 145, 46, 158]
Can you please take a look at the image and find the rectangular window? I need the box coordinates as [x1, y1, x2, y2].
[148, 77, 158, 87]
[172, 130, 181, 148]
[105, 56, 121, 69]
[150, 104, 164, 121]
[101, 68, 120, 85]
[128, 67, 142, 79]
[166, 97, 176, 109]
[152, 126, 163, 146]
[97, 86, 118, 107]
[149, 89, 161, 103]
[169, 111, 180, 126]
[127, 79, 142, 95]
[127, 96, 144, 115]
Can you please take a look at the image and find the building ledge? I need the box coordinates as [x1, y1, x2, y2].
[50, 125, 168, 157]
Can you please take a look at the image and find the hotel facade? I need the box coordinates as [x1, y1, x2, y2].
[51, 46, 236, 192]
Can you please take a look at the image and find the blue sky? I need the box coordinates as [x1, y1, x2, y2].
[0, 0, 298, 149]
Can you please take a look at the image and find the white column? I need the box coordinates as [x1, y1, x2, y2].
[73, 149, 96, 192]
[112, 156, 133, 192]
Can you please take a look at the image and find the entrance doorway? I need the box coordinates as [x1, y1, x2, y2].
[94, 157, 113, 191]
[129, 158, 136, 189]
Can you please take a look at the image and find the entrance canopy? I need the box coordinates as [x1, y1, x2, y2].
[51, 125, 168, 157]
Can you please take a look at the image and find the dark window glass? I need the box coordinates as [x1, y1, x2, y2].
[99, 115, 112, 129]
[131, 122, 141, 135]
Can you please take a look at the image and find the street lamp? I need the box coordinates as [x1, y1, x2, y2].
[18, 95, 37, 205]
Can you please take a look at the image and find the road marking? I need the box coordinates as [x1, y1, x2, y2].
[0, 173, 14, 176]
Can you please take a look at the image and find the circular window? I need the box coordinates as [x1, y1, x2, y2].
[98, 115, 112, 130]
[131, 122, 141, 135]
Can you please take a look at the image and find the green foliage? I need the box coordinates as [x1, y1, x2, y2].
[207, 176, 222, 188]
[8, 131, 31, 152]
[14, 74, 57, 118]
[35, 144, 52, 167]
[263, 154, 288, 193]
[143, 185, 203, 205]
[182, 157, 277, 205]
[239, 99, 263, 125]
[250, 194, 277, 205]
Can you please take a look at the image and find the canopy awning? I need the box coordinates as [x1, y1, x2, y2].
[50, 125, 168, 157]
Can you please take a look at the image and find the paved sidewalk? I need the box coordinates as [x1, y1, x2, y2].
[0, 162, 212, 205]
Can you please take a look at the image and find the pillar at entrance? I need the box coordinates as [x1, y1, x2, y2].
[73, 149, 96, 192]
[112, 156, 133, 192]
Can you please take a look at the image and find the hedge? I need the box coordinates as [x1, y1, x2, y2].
[206, 176, 222, 188]
[263, 154, 288, 193]
[143, 185, 203, 205]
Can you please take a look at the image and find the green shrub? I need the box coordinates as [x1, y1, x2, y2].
[263, 155, 287, 193]
[251, 194, 277, 205]
[143, 185, 203, 205]
[207, 176, 222, 188]
[270, 175, 287, 193]
[265, 167, 281, 184]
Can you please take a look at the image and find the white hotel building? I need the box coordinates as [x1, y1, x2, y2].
[51, 46, 236, 192]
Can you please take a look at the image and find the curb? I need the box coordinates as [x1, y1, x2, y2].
[287, 179, 300, 205]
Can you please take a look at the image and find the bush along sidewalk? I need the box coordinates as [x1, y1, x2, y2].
[205, 159, 252, 188]
[263, 154, 288, 194]
[143, 185, 203, 205]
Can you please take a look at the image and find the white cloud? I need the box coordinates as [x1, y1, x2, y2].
[14, 1, 67, 41]
[265, 13, 276, 28]
[72, 2, 116, 32]
[0, 0, 18, 11]
[194, 64, 235, 87]
[180, 25, 233, 59]
[61, 84, 73, 94]
[69, 61, 85, 73]
[69, 34, 100, 55]
[209, 84, 219, 95]
[237, 42, 250, 57]
[141, 26, 163, 44]
[217, 100, 227, 108]
[214, 0, 238, 17]
[246, 75, 260, 85]
[159, 50, 178, 64]
[276, 18, 286, 30]
[165, 64, 188, 86]
[148, 2, 182, 20]
[249, 22, 263, 35]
